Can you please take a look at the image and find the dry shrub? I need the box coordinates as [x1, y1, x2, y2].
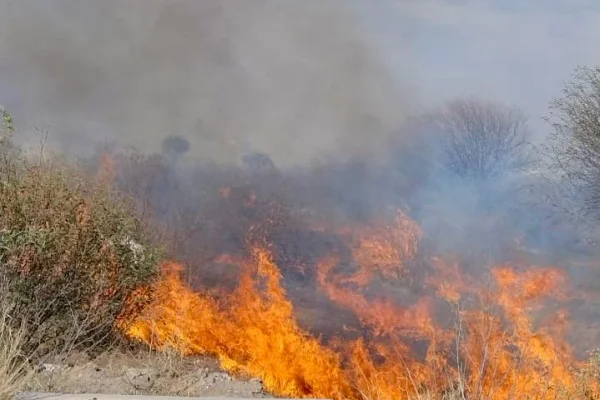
[0, 129, 162, 356]
[571, 349, 600, 400]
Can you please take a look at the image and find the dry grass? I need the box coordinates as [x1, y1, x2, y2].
[0, 279, 32, 400]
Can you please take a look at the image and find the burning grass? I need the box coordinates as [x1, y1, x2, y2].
[119, 209, 599, 400]
[121, 249, 353, 399]
[0, 142, 587, 400]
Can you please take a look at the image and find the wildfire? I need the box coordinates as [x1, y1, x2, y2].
[123, 248, 353, 399]
[119, 207, 590, 400]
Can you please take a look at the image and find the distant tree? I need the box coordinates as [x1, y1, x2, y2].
[425, 97, 533, 181]
[0, 106, 18, 158]
[546, 66, 600, 217]
[0, 106, 14, 137]
[242, 151, 276, 172]
[161, 135, 190, 159]
[393, 98, 534, 253]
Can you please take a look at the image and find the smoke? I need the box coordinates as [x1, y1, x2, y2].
[0, 0, 592, 279]
[0, 0, 414, 165]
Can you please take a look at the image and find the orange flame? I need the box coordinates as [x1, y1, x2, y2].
[124, 249, 353, 399]
[96, 152, 115, 186]
[120, 210, 593, 400]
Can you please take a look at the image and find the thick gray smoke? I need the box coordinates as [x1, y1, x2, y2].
[0, 0, 413, 165]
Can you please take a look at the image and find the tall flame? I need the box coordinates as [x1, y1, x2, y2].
[124, 248, 353, 399]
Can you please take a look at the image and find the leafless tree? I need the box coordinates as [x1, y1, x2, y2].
[424, 97, 533, 181]
[546, 66, 600, 217]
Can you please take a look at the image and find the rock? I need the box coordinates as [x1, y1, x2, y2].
[125, 367, 157, 391]
[198, 369, 209, 379]
[38, 363, 63, 373]
[207, 371, 232, 384]
[248, 377, 263, 393]
[64, 351, 90, 367]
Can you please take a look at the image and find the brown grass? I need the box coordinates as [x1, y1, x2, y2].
[0, 278, 31, 400]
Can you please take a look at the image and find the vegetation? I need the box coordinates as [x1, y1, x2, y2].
[546, 66, 600, 219]
[406, 97, 533, 183]
[0, 109, 163, 358]
[0, 278, 31, 400]
[1, 67, 600, 400]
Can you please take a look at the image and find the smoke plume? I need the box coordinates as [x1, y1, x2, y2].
[0, 0, 413, 165]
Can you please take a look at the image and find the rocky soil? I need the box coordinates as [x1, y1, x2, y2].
[24, 350, 269, 398]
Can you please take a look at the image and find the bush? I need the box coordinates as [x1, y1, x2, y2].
[546, 66, 600, 219]
[404, 97, 532, 183]
[572, 349, 600, 400]
[0, 116, 162, 354]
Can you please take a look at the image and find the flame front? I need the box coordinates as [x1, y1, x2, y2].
[121, 210, 593, 400]
[125, 249, 352, 399]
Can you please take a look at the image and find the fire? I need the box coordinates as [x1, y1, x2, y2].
[346, 210, 421, 284]
[452, 266, 575, 399]
[124, 248, 353, 399]
[119, 208, 594, 400]
[96, 152, 115, 185]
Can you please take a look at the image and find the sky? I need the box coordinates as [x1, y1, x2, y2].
[1, 0, 600, 161]
[357, 0, 600, 136]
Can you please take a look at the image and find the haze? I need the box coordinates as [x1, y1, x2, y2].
[1, 0, 599, 162]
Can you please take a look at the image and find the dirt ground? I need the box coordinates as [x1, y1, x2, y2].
[23, 350, 269, 398]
